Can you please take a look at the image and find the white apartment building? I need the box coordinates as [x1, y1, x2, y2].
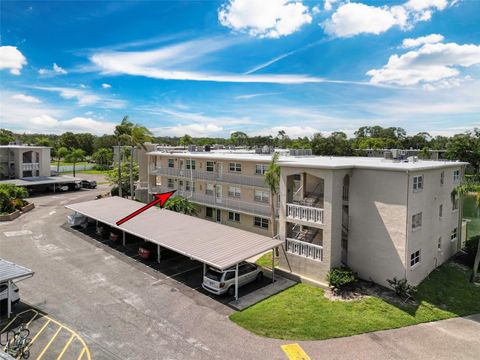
[0, 145, 51, 180]
[136, 144, 466, 287]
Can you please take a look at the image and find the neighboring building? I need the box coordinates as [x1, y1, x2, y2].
[0, 145, 51, 180]
[136, 144, 466, 287]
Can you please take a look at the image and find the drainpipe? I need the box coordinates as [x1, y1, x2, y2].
[405, 170, 410, 281]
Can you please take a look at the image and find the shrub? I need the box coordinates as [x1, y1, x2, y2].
[327, 267, 357, 293]
[464, 235, 480, 266]
[387, 277, 417, 299]
[0, 184, 29, 214]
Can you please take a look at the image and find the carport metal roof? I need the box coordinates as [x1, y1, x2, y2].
[0, 176, 79, 187]
[0, 258, 34, 283]
[65, 197, 282, 270]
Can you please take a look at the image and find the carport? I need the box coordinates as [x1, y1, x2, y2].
[65, 197, 282, 300]
[0, 259, 34, 318]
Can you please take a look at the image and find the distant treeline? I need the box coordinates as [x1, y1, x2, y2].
[1, 125, 478, 173]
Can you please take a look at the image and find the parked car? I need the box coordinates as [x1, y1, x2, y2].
[68, 182, 81, 191]
[80, 180, 97, 189]
[67, 212, 87, 226]
[202, 262, 262, 296]
[0, 282, 20, 306]
[57, 185, 69, 192]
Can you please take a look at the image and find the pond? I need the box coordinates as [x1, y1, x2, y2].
[464, 194, 480, 239]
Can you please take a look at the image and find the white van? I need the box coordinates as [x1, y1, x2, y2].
[202, 262, 262, 296]
[0, 282, 20, 305]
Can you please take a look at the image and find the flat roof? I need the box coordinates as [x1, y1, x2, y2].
[65, 197, 282, 270]
[146, 151, 467, 171]
[0, 145, 50, 149]
[0, 176, 79, 186]
[0, 258, 34, 283]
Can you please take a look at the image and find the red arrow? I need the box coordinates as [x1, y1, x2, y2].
[116, 190, 176, 226]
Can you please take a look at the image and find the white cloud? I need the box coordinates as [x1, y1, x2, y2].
[322, 0, 451, 38]
[218, 0, 312, 38]
[35, 86, 126, 108]
[101, 83, 111, 88]
[251, 126, 320, 138]
[0, 46, 27, 75]
[27, 115, 116, 135]
[402, 33, 444, 48]
[234, 93, 277, 100]
[324, 0, 338, 11]
[367, 41, 480, 86]
[38, 62, 68, 75]
[11, 94, 41, 104]
[152, 123, 224, 137]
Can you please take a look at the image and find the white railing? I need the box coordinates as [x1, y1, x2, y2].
[149, 166, 268, 188]
[286, 203, 324, 225]
[22, 163, 40, 171]
[285, 238, 323, 261]
[149, 186, 271, 217]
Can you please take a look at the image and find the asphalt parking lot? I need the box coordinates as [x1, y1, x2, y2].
[1, 188, 480, 360]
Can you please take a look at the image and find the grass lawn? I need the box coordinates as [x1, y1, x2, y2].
[464, 194, 480, 238]
[62, 169, 111, 175]
[255, 252, 278, 269]
[230, 262, 480, 340]
[51, 161, 89, 166]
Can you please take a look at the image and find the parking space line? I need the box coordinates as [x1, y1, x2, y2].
[56, 334, 75, 360]
[36, 326, 62, 360]
[28, 319, 51, 347]
[281, 344, 311, 360]
[77, 347, 86, 360]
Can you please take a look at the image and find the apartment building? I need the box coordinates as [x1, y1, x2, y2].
[136, 144, 466, 287]
[0, 145, 51, 180]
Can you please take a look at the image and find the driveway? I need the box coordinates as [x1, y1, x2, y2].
[1, 188, 479, 359]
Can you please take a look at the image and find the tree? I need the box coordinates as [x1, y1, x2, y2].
[264, 152, 280, 240]
[164, 196, 197, 215]
[55, 146, 69, 173]
[65, 148, 85, 177]
[230, 131, 249, 146]
[0, 129, 15, 145]
[446, 129, 480, 174]
[124, 124, 152, 199]
[34, 137, 52, 147]
[92, 148, 113, 169]
[106, 162, 138, 197]
[59, 132, 81, 149]
[179, 134, 194, 148]
[114, 116, 134, 197]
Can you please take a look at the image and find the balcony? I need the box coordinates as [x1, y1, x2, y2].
[22, 163, 40, 171]
[149, 186, 271, 217]
[149, 165, 268, 188]
[285, 237, 323, 261]
[286, 203, 324, 225]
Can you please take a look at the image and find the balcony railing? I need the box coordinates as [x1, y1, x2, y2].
[149, 165, 268, 188]
[286, 203, 324, 225]
[22, 163, 40, 171]
[149, 186, 271, 217]
[285, 238, 323, 261]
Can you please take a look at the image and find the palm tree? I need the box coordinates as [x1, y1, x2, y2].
[65, 148, 85, 177]
[164, 196, 197, 215]
[114, 116, 134, 197]
[264, 152, 280, 240]
[92, 148, 113, 169]
[455, 181, 480, 282]
[55, 146, 69, 173]
[122, 124, 152, 199]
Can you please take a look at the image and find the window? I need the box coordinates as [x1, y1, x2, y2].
[254, 190, 270, 203]
[228, 186, 241, 198]
[453, 169, 460, 183]
[439, 204, 443, 218]
[206, 183, 214, 196]
[206, 161, 214, 172]
[228, 211, 240, 222]
[185, 180, 195, 192]
[413, 175, 423, 191]
[186, 159, 196, 170]
[254, 216, 268, 229]
[412, 212, 422, 230]
[452, 194, 459, 211]
[167, 178, 174, 188]
[438, 237, 442, 250]
[451, 227, 458, 242]
[440, 171, 444, 186]
[205, 207, 213, 218]
[229, 162, 241, 172]
[255, 164, 268, 175]
[410, 250, 421, 267]
[168, 159, 174, 168]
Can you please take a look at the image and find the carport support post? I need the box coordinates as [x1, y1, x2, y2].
[203, 263, 206, 277]
[7, 280, 12, 318]
[157, 245, 161, 263]
[235, 263, 239, 301]
[122, 231, 126, 247]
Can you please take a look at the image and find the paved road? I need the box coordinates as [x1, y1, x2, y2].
[1, 189, 479, 359]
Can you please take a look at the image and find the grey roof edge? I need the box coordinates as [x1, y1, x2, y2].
[0, 258, 34, 283]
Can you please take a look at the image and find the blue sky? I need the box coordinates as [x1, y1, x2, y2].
[1, 0, 479, 138]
